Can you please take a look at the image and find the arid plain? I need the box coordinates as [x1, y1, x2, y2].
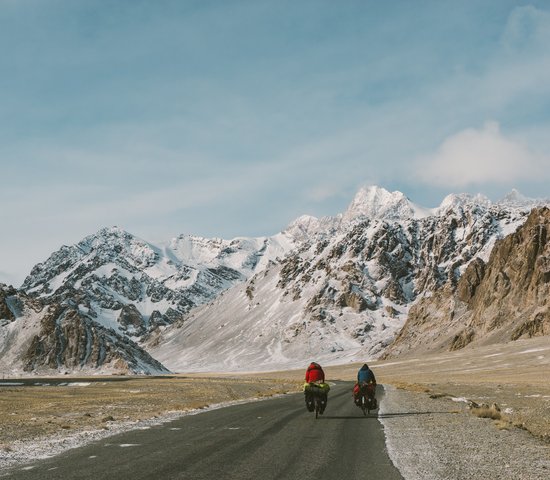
[1, 336, 549, 461]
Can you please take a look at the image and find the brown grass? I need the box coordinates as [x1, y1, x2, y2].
[0, 375, 302, 446]
[471, 405, 502, 420]
[494, 420, 511, 430]
[319, 336, 550, 442]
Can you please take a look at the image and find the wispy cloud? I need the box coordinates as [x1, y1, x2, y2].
[2, 2, 550, 284]
[414, 122, 548, 188]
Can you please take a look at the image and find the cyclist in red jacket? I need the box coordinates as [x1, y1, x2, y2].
[304, 362, 327, 413]
[305, 362, 325, 383]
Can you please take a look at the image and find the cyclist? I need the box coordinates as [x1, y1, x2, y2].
[354, 363, 377, 408]
[357, 363, 376, 384]
[306, 361, 325, 383]
[304, 362, 327, 413]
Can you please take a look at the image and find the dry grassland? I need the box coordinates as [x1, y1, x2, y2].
[0, 375, 301, 451]
[322, 336, 550, 442]
[1, 336, 549, 454]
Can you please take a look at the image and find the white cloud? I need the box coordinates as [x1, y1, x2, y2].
[502, 5, 550, 52]
[415, 122, 548, 188]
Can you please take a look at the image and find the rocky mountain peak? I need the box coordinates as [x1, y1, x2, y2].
[342, 185, 429, 224]
[496, 189, 548, 210]
[21, 227, 159, 296]
[436, 192, 492, 215]
[168, 234, 227, 267]
[284, 215, 322, 241]
[5, 185, 550, 374]
[80, 227, 159, 268]
[499, 188, 529, 205]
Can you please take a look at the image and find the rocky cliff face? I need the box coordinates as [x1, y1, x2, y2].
[21, 227, 295, 340]
[4, 186, 549, 374]
[385, 207, 550, 357]
[150, 188, 538, 371]
[0, 285, 18, 321]
[0, 284, 167, 374]
[21, 303, 168, 374]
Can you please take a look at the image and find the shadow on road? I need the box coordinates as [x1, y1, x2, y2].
[319, 415, 380, 420]
[379, 411, 456, 418]
[320, 411, 456, 420]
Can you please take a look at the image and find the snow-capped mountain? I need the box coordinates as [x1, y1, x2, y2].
[1, 224, 297, 374]
[1, 185, 548, 374]
[149, 186, 540, 372]
[21, 227, 297, 339]
[0, 284, 168, 375]
[385, 206, 550, 357]
[343, 186, 433, 222]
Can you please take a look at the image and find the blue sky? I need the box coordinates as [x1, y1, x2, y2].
[1, 0, 550, 285]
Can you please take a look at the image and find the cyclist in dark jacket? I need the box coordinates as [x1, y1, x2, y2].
[357, 363, 376, 384]
[354, 363, 377, 409]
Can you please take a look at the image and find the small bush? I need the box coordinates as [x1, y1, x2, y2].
[471, 404, 501, 420]
[494, 420, 510, 430]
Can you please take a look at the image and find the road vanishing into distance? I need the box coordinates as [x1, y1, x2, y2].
[3, 382, 403, 480]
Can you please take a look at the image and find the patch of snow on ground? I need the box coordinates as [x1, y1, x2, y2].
[450, 397, 469, 404]
[516, 348, 549, 354]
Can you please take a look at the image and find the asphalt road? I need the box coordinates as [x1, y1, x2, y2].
[3, 382, 403, 480]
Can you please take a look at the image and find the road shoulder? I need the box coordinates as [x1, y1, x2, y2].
[379, 384, 550, 480]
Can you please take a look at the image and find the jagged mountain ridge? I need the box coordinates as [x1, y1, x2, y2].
[0, 284, 168, 374]
[149, 187, 541, 372]
[4, 227, 296, 374]
[385, 206, 550, 357]
[21, 227, 296, 337]
[2, 185, 548, 374]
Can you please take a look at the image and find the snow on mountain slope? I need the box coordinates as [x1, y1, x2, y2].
[6, 185, 548, 374]
[0, 284, 168, 375]
[0, 292, 43, 373]
[20, 227, 298, 340]
[149, 187, 538, 372]
[150, 263, 385, 372]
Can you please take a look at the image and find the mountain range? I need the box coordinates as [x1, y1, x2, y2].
[1, 186, 548, 374]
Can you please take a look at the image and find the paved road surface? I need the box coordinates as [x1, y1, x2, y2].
[3, 382, 403, 480]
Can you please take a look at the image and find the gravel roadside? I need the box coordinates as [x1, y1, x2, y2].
[379, 384, 550, 480]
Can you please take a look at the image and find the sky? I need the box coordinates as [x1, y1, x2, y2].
[1, 0, 550, 286]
